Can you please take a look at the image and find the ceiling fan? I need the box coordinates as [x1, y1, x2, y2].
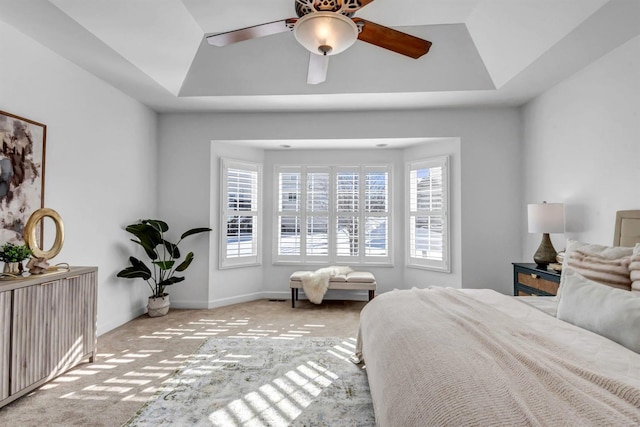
[206, 0, 432, 84]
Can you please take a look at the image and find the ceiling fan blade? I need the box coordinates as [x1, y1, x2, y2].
[353, 18, 431, 59]
[307, 53, 329, 85]
[206, 19, 295, 47]
[356, 0, 375, 9]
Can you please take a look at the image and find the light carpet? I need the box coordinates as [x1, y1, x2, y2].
[124, 337, 374, 426]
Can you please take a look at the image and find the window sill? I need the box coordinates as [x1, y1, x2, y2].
[272, 261, 394, 268]
[406, 263, 450, 273]
[219, 262, 262, 270]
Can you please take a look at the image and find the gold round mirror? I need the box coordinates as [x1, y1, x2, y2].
[24, 208, 65, 259]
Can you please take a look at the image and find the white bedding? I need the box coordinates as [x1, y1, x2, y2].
[356, 287, 640, 426]
[516, 295, 558, 316]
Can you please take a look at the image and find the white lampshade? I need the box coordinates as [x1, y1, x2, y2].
[528, 202, 565, 234]
[293, 12, 358, 56]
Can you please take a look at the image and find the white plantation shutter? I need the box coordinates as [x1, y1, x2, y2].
[277, 168, 302, 259]
[336, 169, 360, 259]
[221, 159, 261, 268]
[407, 156, 449, 271]
[364, 169, 389, 258]
[306, 170, 329, 257]
[275, 165, 391, 265]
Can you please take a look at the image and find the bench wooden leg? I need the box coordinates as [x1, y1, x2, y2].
[291, 289, 296, 308]
[369, 290, 375, 301]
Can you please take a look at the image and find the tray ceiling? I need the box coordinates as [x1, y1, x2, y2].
[0, 0, 637, 112]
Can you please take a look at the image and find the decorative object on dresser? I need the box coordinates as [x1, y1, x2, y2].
[512, 262, 561, 296]
[0, 266, 98, 409]
[527, 201, 565, 268]
[117, 219, 211, 317]
[0, 110, 46, 246]
[0, 243, 32, 275]
[23, 207, 64, 259]
[23, 207, 65, 275]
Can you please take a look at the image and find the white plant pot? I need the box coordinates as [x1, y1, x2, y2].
[148, 294, 170, 317]
[3, 262, 22, 275]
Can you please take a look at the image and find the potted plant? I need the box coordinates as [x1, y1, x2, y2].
[117, 219, 211, 317]
[0, 242, 33, 275]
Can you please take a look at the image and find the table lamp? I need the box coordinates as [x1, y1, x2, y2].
[528, 202, 565, 269]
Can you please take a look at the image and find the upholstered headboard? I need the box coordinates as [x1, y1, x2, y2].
[614, 210, 640, 247]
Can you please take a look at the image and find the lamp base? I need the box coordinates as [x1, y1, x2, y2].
[533, 233, 557, 269]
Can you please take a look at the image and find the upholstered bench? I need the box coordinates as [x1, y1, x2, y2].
[289, 270, 377, 308]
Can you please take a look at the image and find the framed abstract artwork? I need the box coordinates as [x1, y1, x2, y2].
[0, 111, 46, 245]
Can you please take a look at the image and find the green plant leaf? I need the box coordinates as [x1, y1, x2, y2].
[163, 240, 180, 258]
[181, 227, 212, 239]
[127, 223, 162, 243]
[130, 238, 158, 260]
[143, 219, 169, 233]
[158, 276, 185, 288]
[117, 257, 152, 280]
[175, 252, 194, 272]
[128, 222, 166, 257]
[153, 260, 175, 270]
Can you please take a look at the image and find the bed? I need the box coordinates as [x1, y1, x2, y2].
[355, 211, 640, 426]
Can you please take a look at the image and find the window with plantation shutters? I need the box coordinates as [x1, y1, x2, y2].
[221, 158, 261, 268]
[407, 156, 449, 271]
[275, 165, 391, 265]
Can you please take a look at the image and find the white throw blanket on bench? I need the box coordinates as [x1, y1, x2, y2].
[301, 266, 353, 304]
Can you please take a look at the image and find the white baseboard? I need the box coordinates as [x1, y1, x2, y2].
[172, 289, 370, 309]
[170, 292, 272, 309]
[169, 299, 212, 309]
[98, 305, 146, 336]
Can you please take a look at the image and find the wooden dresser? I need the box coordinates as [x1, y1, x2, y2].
[512, 263, 561, 296]
[0, 267, 97, 409]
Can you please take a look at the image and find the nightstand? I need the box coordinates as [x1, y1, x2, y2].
[513, 263, 561, 296]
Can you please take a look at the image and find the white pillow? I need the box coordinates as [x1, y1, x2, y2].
[557, 268, 640, 353]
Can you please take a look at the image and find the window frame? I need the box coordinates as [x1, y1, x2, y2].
[406, 156, 450, 272]
[220, 158, 262, 269]
[273, 164, 392, 266]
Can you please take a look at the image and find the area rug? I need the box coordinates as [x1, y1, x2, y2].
[124, 337, 374, 426]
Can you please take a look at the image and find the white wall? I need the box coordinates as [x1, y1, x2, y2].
[158, 108, 522, 300]
[0, 21, 158, 335]
[522, 35, 640, 257]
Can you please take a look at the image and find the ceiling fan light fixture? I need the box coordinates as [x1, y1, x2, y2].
[293, 12, 358, 56]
